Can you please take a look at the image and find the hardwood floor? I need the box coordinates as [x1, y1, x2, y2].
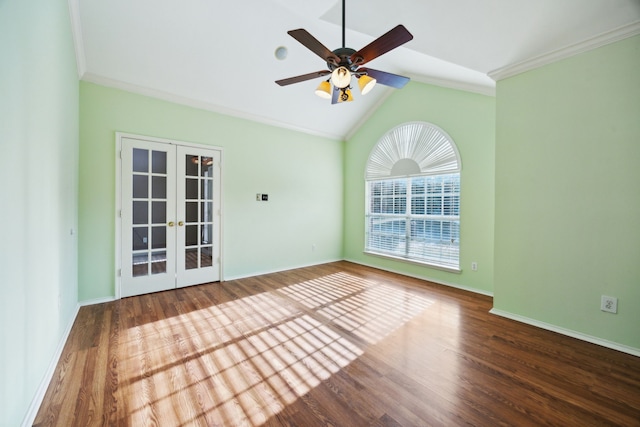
[34, 261, 640, 426]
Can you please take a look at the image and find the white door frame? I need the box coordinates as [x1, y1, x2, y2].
[115, 132, 224, 299]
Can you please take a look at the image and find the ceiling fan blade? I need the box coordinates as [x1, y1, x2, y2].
[288, 29, 341, 65]
[275, 70, 331, 86]
[351, 25, 413, 66]
[360, 68, 410, 89]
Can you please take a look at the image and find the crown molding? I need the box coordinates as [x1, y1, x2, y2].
[409, 74, 496, 97]
[67, 0, 86, 78]
[81, 73, 345, 141]
[489, 21, 640, 81]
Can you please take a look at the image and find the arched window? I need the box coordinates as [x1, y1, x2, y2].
[365, 122, 461, 270]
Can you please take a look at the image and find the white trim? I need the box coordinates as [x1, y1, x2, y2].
[345, 257, 493, 297]
[218, 151, 225, 282]
[489, 21, 640, 81]
[408, 74, 496, 97]
[21, 303, 81, 427]
[116, 132, 224, 152]
[363, 250, 461, 274]
[79, 296, 117, 307]
[83, 73, 345, 141]
[115, 135, 123, 299]
[66, 0, 86, 78]
[115, 132, 224, 299]
[489, 308, 640, 358]
[222, 258, 343, 282]
[80, 73, 493, 144]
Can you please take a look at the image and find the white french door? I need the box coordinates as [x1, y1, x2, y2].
[120, 135, 221, 298]
[175, 145, 221, 287]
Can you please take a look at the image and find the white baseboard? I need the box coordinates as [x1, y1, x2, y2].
[489, 308, 640, 358]
[79, 296, 117, 306]
[222, 258, 343, 282]
[21, 303, 81, 427]
[344, 257, 494, 297]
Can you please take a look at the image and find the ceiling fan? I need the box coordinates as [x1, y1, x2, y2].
[275, 0, 413, 104]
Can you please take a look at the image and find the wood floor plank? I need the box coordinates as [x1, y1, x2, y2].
[34, 261, 640, 426]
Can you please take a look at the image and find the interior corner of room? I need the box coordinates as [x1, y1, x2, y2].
[2, 0, 639, 425]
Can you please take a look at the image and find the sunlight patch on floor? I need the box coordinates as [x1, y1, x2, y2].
[119, 272, 435, 426]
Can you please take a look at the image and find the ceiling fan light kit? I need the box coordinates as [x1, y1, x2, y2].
[338, 88, 354, 103]
[275, 0, 413, 104]
[358, 74, 377, 95]
[315, 80, 332, 99]
[331, 66, 352, 89]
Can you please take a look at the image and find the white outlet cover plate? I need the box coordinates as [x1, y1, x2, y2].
[600, 295, 618, 313]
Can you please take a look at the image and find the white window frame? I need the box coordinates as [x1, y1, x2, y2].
[364, 122, 461, 272]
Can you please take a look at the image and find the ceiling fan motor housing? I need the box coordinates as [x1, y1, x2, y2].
[328, 47, 361, 72]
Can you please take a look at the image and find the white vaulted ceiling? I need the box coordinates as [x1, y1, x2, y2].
[70, 0, 640, 140]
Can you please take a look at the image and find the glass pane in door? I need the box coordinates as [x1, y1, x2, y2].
[199, 159, 214, 269]
[151, 201, 166, 224]
[133, 253, 148, 277]
[133, 175, 148, 198]
[185, 248, 198, 270]
[201, 201, 213, 222]
[151, 226, 166, 249]
[132, 227, 148, 251]
[185, 179, 198, 199]
[186, 155, 198, 176]
[182, 154, 216, 272]
[152, 176, 166, 198]
[133, 148, 149, 172]
[201, 246, 213, 267]
[200, 157, 213, 177]
[152, 151, 167, 174]
[130, 149, 169, 278]
[132, 201, 148, 224]
[151, 250, 167, 274]
[186, 202, 198, 222]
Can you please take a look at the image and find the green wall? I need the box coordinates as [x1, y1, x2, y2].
[343, 82, 496, 294]
[79, 82, 344, 301]
[494, 35, 640, 349]
[0, 0, 79, 425]
[4, 3, 638, 422]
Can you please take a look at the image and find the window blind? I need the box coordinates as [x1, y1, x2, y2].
[366, 175, 460, 269]
[364, 122, 461, 270]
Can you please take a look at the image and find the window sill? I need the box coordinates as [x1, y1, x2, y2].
[363, 251, 462, 274]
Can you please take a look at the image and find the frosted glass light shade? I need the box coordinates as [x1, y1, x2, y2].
[331, 67, 351, 88]
[358, 75, 377, 95]
[315, 81, 332, 99]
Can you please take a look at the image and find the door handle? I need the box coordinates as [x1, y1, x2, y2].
[168, 221, 175, 227]
[178, 221, 185, 226]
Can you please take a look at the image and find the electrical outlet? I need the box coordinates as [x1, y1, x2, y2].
[601, 295, 618, 314]
[471, 262, 478, 271]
